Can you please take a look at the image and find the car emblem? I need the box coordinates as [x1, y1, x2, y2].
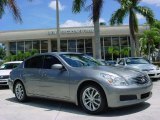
[141, 77, 146, 83]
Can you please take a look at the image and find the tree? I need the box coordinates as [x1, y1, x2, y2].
[0, 46, 5, 59]
[4, 49, 39, 62]
[107, 46, 120, 60]
[72, 0, 104, 59]
[110, 0, 155, 57]
[0, 0, 32, 22]
[139, 21, 160, 60]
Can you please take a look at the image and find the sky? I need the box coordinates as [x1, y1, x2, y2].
[0, 0, 160, 31]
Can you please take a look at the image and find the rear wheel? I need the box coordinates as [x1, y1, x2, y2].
[79, 84, 107, 114]
[14, 82, 27, 102]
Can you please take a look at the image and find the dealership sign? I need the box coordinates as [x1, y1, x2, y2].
[48, 28, 94, 35]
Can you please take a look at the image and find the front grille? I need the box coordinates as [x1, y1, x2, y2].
[148, 74, 155, 77]
[0, 75, 9, 79]
[120, 95, 137, 101]
[0, 82, 7, 85]
[133, 75, 149, 84]
[141, 92, 150, 99]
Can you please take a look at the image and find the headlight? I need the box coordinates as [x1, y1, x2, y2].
[100, 73, 128, 86]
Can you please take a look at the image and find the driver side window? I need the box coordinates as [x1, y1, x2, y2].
[43, 55, 61, 69]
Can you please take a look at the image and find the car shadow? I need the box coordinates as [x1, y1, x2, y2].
[6, 97, 150, 117]
[0, 86, 9, 90]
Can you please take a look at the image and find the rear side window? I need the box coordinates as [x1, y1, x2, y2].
[25, 56, 44, 68]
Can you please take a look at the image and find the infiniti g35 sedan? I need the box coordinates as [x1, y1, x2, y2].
[8, 52, 153, 114]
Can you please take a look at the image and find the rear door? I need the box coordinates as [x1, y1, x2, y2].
[22, 55, 44, 95]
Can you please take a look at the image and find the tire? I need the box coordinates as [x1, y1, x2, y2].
[14, 82, 27, 102]
[79, 84, 107, 114]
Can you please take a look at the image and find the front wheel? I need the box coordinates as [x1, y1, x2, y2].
[79, 84, 107, 114]
[14, 82, 27, 102]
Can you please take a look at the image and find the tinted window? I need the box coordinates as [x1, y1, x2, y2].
[43, 55, 61, 69]
[60, 54, 102, 67]
[25, 56, 43, 68]
[0, 63, 20, 69]
[126, 58, 149, 64]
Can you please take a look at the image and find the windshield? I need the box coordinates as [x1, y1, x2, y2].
[60, 54, 103, 67]
[126, 58, 149, 64]
[0, 63, 20, 70]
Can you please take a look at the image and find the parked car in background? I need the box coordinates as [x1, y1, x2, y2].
[116, 57, 160, 79]
[105, 60, 117, 66]
[0, 61, 22, 86]
[97, 59, 117, 66]
[9, 53, 152, 114]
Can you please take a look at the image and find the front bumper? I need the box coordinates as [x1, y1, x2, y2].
[104, 83, 153, 108]
[8, 78, 14, 92]
[0, 79, 8, 86]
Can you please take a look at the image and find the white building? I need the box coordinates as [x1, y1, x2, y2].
[0, 25, 148, 60]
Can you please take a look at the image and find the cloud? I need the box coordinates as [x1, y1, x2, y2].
[142, 0, 160, 6]
[60, 18, 106, 27]
[136, 13, 145, 20]
[49, 1, 65, 11]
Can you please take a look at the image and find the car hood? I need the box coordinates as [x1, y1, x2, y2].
[80, 65, 143, 79]
[0, 69, 12, 76]
[127, 64, 156, 71]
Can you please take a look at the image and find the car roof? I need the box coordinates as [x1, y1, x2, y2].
[37, 52, 84, 56]
[4, 61, 23, 64]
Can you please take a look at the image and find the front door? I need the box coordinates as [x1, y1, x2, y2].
[38, 55, 70, 99]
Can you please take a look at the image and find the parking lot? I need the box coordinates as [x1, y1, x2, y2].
[0, 80, 160, 120]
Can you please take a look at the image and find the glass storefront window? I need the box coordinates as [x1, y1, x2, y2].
[52, 40, 57, 52]
[60, 40, 67, 52]
[85, 39, 93, 56]
[77, 39, 84, 53]
[112, 37, 119, 46]
[68, 40, 76, 52]
[41, 40, 48, 53]
[10, 42, 16, 51]
[17, 42, 24, 53]
[25, 41, 32, 52]
[120, 36, 128, 46]
[33, 41, 40, 53]
[104, 37, 111, 46]
[77, 39, 84, 48]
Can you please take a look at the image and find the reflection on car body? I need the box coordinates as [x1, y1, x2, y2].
[9, 53, 152, 114]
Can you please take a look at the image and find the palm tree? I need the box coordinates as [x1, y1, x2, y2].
[110, 0, 155, 57]
[0, 0, 31, 22]
[72, 0, 104, 59]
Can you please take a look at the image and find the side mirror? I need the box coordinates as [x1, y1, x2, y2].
[51, 64, 63, 70]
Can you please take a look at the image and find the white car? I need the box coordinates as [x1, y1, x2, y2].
[116, 57, 160, 79]
[0, 61, 23, 86]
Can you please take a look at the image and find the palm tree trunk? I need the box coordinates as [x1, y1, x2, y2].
[129, 10, 136, 57]
[94, 19, 102, 59]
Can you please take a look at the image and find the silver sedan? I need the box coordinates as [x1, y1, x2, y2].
[116, 57, 160, 79]
[8, 53, 152, 114]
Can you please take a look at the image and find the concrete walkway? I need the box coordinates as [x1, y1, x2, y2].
[0, 80, 160, 120]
